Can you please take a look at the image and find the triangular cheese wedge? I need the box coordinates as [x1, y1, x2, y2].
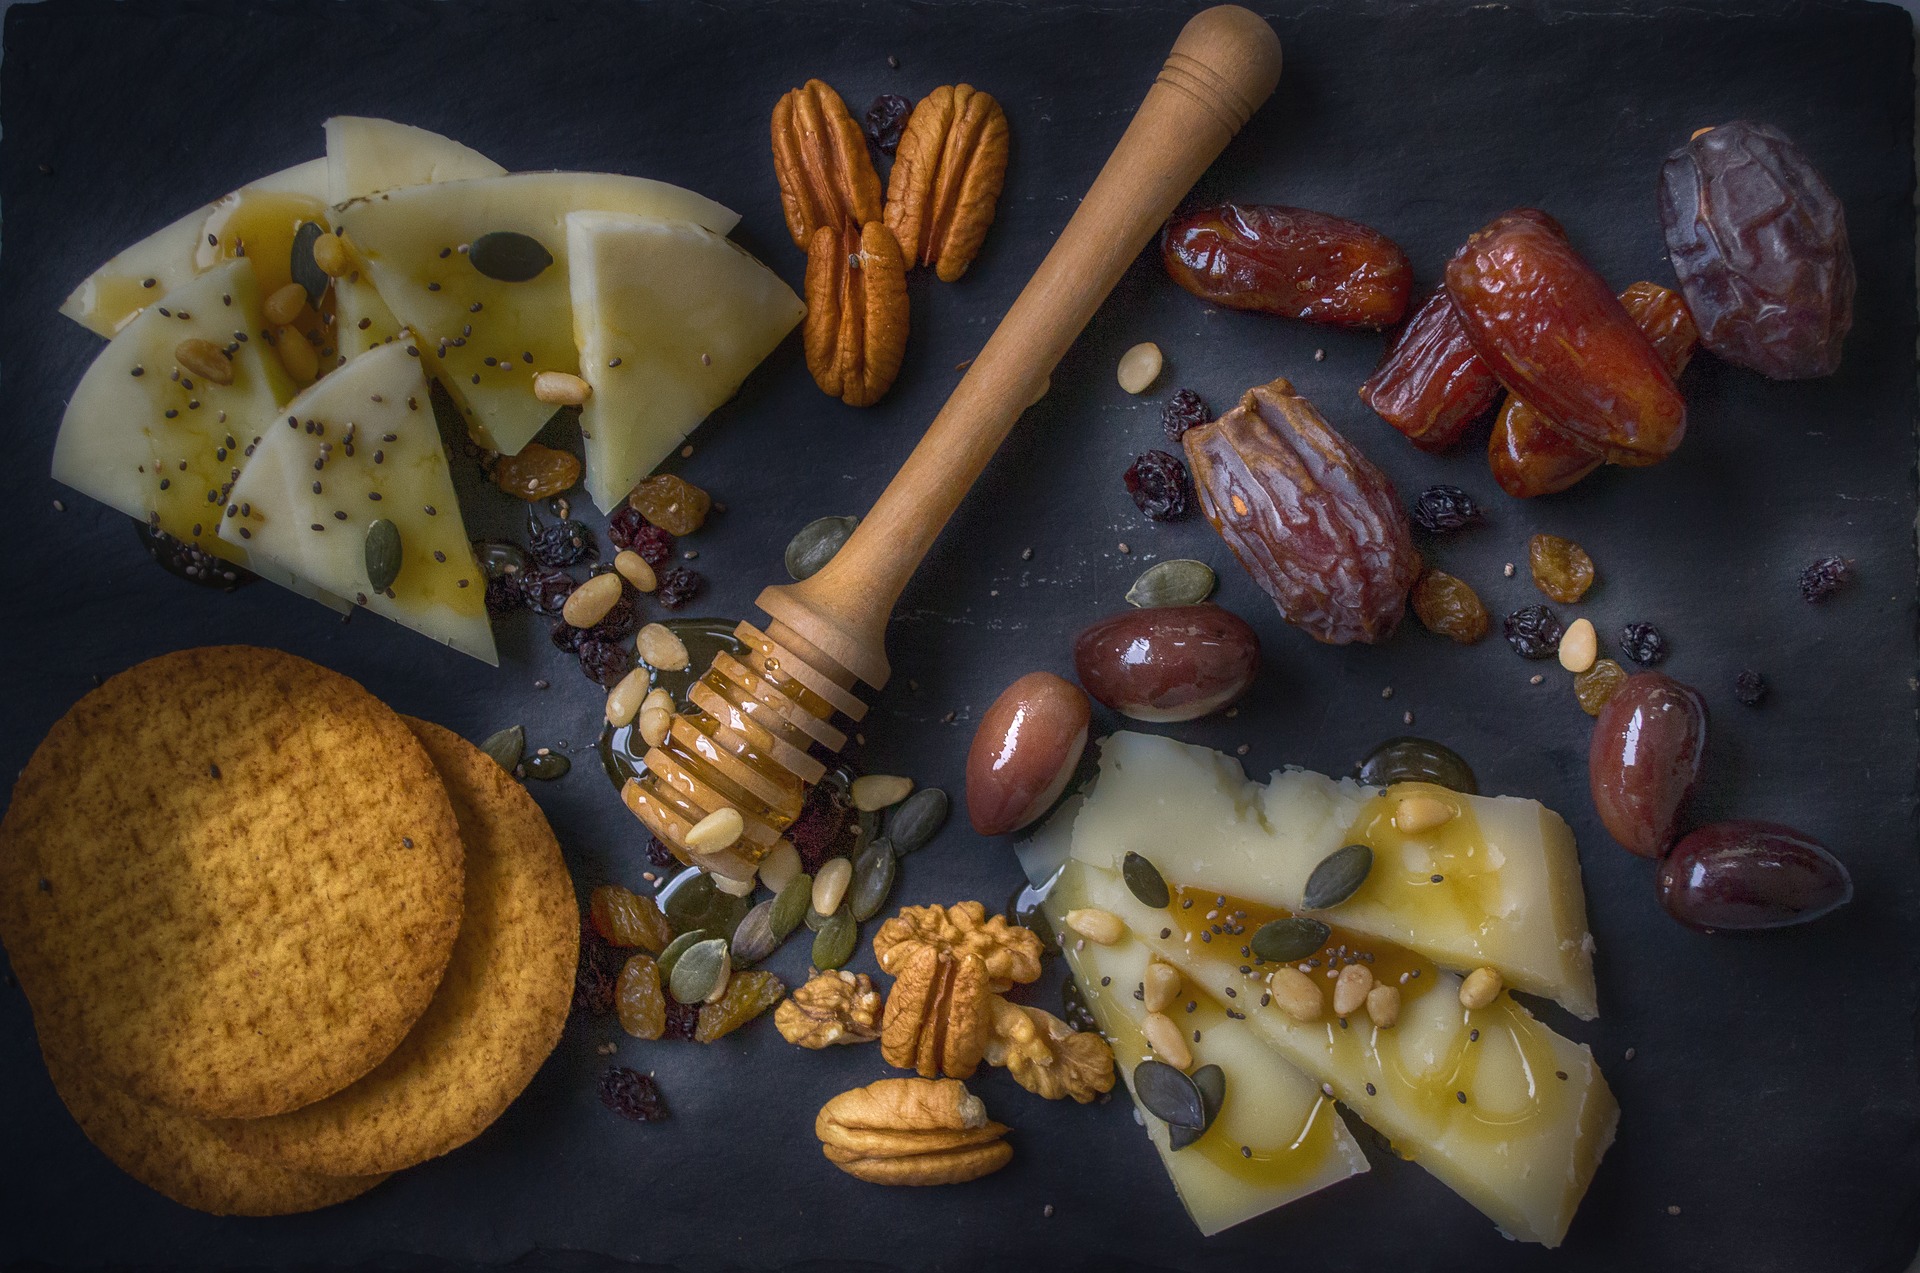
[221, 341, 497, 664]
[566, 211, 805, 511]
[60, 159, 326, 337]
[324, 117, 505, 206]
[1070, 732, 1599, 1019]
[337, 172, 738, 456]
[332, 272, 409, 366]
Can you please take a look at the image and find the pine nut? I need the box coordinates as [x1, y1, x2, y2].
[1333, 963, 1374, 1017]
[614, 549, 658, 592]
[533, 370, 592, 405]
[173, 338, 234, 385]
[1558, 617, 1598, 673]
[1459, 966, 1504, 1011]
[263, 282, 309, 326]
[636, 623, 690, 670]
[637, 705, 673, 749]
[851, 774, 913, 811]
[685, 806, 744, 856]
[758, 841, 802, 894]
[642, 688, 673, 715]
[562, 571, 624, 628]
[1064, 908, 1126, 946]
[1366, 984, 1402, 1028]
[312, 232, 352, 278]
[1269, 966, 1323, 1023]
[812, 856, 853, 915]
[1142, 960, 1183, 1013]
[1393, 795, 1456, 834]
[275, 326, 317, 381]
[1116, 341, 1163, 394]
[604, 667, 650, 727]
[1141, 1011, 1193, 1070]
[711, 872, 756, 898]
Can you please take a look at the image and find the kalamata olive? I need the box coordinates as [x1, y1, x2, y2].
[1656, 820, 1852, 932]
[1589, 671, 1707, 858]
[1072, 603, 1259, 722]
[966, 672, 1091, 836]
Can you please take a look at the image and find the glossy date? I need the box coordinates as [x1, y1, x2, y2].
[1162, 204, 1413, 329]
[1358, 289, 1502, 452]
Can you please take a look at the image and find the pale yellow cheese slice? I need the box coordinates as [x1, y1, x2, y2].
[324, 116, 505, 206]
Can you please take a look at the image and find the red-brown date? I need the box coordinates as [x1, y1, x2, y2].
[966, 672, 1091, 836]
[1185, 378, 1420, 645]
[1656, 820, 1852, 932]
[1072, 604, 1259, 722]
[1589, 671, 1707, 858]
[1659, 121, 1854, 380]
[1447, 210, 1686, 465]
[1162, 204, 1413, 330]
[1359, 290, 1502, 452]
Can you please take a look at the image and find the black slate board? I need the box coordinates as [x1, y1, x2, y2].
[1, 1, 1915, 1270]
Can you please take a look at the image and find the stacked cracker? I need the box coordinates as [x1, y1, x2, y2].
[0, 647, 578, 1215]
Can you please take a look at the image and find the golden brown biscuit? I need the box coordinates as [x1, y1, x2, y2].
[0, 646, 464, 1119]
[211, 718, 578, 1175]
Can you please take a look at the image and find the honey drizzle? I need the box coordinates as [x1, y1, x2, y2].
[1342, 782, 1503, 943]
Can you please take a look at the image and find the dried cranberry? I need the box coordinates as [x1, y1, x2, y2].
[1619, 621, 1669, 667]
[1409, 485, 1484, 535]
[662, 999, 700, 1041]
[1502, 604, 1564, 659]
[1161, 389, 1213, 442]
[598, 1066, 669, 1122]
[529, 518, 598, 568]
[788, 781, 853, 873]
[483, 572, 524, 616]
[1799, 556, 1853, 602]
[1124, 450, 1195, 521]
[578, 637, 633, 687]
[607, 505, 675, 565]
[863, 93, 913, 156]
[518, 565, 575, 617]
[645, 837, 678, 870]
[1734, 668, 1769, 706]
[573, 932, 624, 1015]
[655, 566, 702, 610]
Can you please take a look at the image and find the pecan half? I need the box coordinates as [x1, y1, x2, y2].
[772, 79, 885, 250]
[884, 85, 1010, 282]
[803, 220, 908, 408]
[816, 1078, 1011, 1186]
[775, 969, 882, 1049]
[982, 997, 1115, 1104]
[880, 944, 992, 1079]
[873, 900, 1044, 993]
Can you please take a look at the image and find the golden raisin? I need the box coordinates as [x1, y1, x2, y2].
[1411, 569, 1489, 644]
[1575, 658, 1628, 716]
[694, 969, 786, 1043]
[615, 954, 667, 1040]
[1529, 533, 1595, 603]
[493, 442, 583, 502]
[589, 884, 673, 953]
[628, 474, 711, 536]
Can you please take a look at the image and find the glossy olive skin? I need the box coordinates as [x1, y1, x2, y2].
[1589, 671, 1707, 858]
[1657, 820, 1852, 932]
[966, 671, 1090, 836]
[1073, 604, 1260, 723]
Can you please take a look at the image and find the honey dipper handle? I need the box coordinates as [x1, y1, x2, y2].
[756, 5, 1283, 689]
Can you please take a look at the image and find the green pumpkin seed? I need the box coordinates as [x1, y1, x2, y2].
[656, 928, 710, 982]
[479, 725, 525, 773]
[468, 230, 554, 282]
[289, 220, 329, 301]
[1169, 1064, 1226, 1150]
[1122, 851, 1171, 909]
[848, 839, 896, 922]
[811, 911, 857, 970]
[770, 874, 811, 941]
[730, 900, 780, 965]
[523, 751, 570, 780]
[1357, 736, 1479, 795]
[1126, 558, 1215, 609]
[804, 902, 832, 932]
[888, 788, 949, 856]
[784, 515, 858, 581]
[1133, 1059, 1205, 1131]
[1250, 916, 1331, 963]
[1302, 843, 1373, 911]
[364, 519, 402, 592]
[668, 936, 729, 1004]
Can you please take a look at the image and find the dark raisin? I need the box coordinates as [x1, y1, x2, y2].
[1734, 668, 1769, 706]
[598, 1066, 668, 1122]
[573, 931, 624, 1015]
[529, 518, 598, 568]
[483, 572, 524, 616]
[607, 504, 675, 565]
[1124, 450, 1195, 521]
[655, 566, 702, 609]
[646, 837, 678, 870]
[788, 779, 853, 873]
[662, 998, 700, 1041]
[550, 620, 585, 654]
[1502, 604, 1564, 659]
[1799, 556, 1853, 603]
[863, 93, 913, 156]
[1619, 621, 1668, 666]
[1161, 388, 1213, 442]
[518, 565, 575, 617]
[1409, 485, 1484, 535]
[587, 587, 638, 640]
[578, 637, 633, 687]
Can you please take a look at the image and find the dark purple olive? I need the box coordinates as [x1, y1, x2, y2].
[1657, 820, 1852, 932]
[1072, 603, 1259, 722]
[1589, 671, 1706, 858]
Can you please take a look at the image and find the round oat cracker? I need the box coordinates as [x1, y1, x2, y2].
[210, 718, 578, 1175]
[0, 646, 465, 1120]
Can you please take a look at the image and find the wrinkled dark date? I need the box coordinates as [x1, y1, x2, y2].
[1448, 210, 1686, 465]
[1184, 378, 1420, 645]
[1162, 204, 1413, 330]
[1489, 282, 1700, 498]
[1359, 290, 1502, 452]
[1656, 820, 1853, 933]
[1659, 121, 1854, 380]
[1589, 671, 1708, 859]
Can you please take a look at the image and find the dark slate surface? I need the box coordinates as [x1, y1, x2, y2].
[0, 1, 1915, 1270]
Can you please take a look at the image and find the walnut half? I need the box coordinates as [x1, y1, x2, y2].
[775, 969, 882, 1049]
[873, 901, 1044, 993]
[982, 997, 1116, 1104]
[816, 1077, 1012, 1186]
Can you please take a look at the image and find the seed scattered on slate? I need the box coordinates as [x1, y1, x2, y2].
[848, 838, 897, 922]
[769, 875, 811, 942]
[887, 787, 949, 855]
[1302, 844, 1373, 910]
[667, 937, 729, 1004]
[656, 929, 711, 983]
[812, 911, 857, 970]
[479, 725, 526, 773]
[730, 900, 780, 965]
[1123, 852, 1171, 909]
[784, 515, 859, 581]
[1126, 558, 1216, 609]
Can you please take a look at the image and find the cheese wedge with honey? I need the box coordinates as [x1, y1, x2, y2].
[220, 341, 497, 664]
[337, 173, 738, 456]
[60, 159, 328, 337]
[566, 211, 804, 511]
[324, 116, 505, 206]
[1070, 732, 1598, 1019]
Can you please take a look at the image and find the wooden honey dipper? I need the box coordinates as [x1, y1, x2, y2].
[623, 6, 1284, 879]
